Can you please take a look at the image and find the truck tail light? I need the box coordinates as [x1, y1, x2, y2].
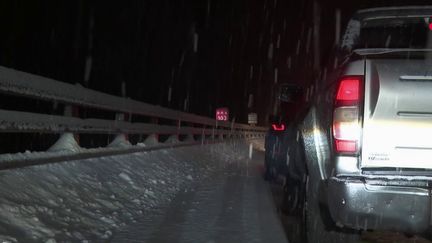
[333, 76, 363, 154]
[272, 124, 285, 131]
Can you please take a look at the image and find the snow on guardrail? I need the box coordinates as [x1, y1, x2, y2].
[0, 66, 266, 131]
[0, 66, 266, 169]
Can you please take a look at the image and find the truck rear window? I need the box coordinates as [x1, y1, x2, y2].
[346, 17, 432, 49]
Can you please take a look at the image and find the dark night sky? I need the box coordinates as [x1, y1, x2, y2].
[0, 0, 430, 124]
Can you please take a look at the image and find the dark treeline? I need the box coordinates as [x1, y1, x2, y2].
[0, 0, 430, 125]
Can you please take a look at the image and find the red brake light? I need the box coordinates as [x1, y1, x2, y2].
[336, 78, 360, 101]
[335, 140, 357, 153]
[272, 124, 285, 131]
[333, 76, 363, 154]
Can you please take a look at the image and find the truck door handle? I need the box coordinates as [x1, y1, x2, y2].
[400, 75, 432, 81]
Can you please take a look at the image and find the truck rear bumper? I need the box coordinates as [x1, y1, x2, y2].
[328, 177, 431, 233]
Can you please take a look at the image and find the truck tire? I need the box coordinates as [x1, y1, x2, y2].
[264, 152, 277, 181]
[281, 139, 307, 215]
[305, 174, 360, 243]
[281, 176, 303, 215]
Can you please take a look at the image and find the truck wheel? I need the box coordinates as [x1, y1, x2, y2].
[264, 153, 276, 181]
[264, 164, 272, 181]
[281, 176, 303, 215]
[264, 152, 272, 181]
[264, 165, 277, 181]
[305, 174, 360, 243]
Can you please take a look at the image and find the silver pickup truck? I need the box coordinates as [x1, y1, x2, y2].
[283, 6, 432, 243]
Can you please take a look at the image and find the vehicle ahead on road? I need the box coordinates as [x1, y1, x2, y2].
[264, 84, 303, 182]
[281, 6, 432, 243]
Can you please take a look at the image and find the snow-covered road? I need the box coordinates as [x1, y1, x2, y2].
[0, 139, 288, 242]
[113, 149, 288, 243]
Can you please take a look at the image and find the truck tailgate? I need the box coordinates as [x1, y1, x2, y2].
[361, 58, 432, 169]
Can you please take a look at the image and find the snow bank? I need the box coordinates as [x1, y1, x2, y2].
[48, 133, 82, 153]
[108, 134, 132, 148]
[0, 140, 252, 242]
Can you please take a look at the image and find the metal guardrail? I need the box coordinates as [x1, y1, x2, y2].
[0, 66, 266, 169]
[0, 66, 264, 130]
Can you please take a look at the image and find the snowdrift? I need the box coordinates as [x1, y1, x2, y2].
[0, 140, 252, 242]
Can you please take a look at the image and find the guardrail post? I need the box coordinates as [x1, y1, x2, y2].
[48, 105, 81, 152]
[109, 113, 132, 148]
[166, 119, 180, 144]
[184, 122, 195, 142]
[229, 120, 234, 139]
[201, 126, 206, 145]
[144, 117, 159, 146]
[212, 120, 218, 141]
